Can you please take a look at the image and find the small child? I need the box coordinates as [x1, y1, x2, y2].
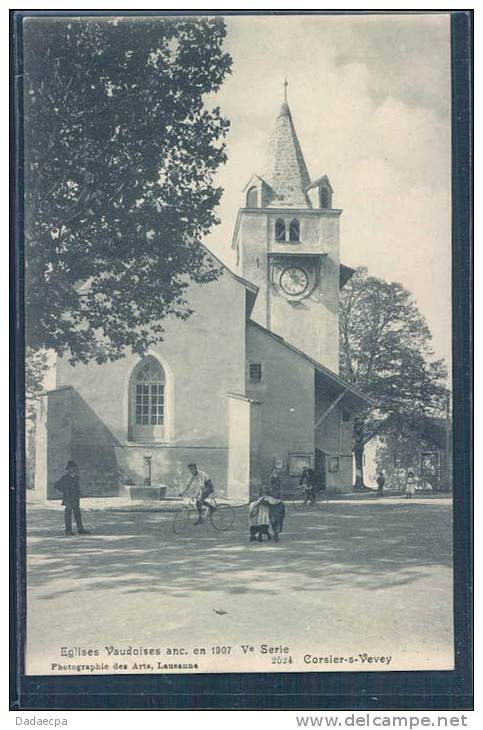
[405, 470, 417, 498]
[249, 489, 271, 542]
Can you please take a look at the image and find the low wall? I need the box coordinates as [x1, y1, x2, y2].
[115, 445, 229, 498]
[39, 388, 232, 500]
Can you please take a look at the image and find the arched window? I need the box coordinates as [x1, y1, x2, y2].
[320, 187, 331, 209]
[129, 356, 166, 442]
[275, 218, 286, 242]
[289, 219, 300, 242]
[246, 186, 258, 208]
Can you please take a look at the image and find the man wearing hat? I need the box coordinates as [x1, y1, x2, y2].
[55, 460, 90, 536]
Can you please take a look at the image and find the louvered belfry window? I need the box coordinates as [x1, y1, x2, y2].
[246, 186, 258, 208]
[275, 218, 286, 241]
[135, 358, 165, 426]
[289, 219, 300, 241]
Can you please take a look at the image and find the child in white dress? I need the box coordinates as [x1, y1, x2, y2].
[249, 495, 271, 541]
[405, 470, 417, 498]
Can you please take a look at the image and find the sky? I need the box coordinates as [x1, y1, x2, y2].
[205, 13, 452, 370]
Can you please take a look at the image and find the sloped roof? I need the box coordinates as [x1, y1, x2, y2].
[242, 174, 273, 194]
[340, 263, 355, 288]
[306, 174, 334, 194]
[248, 320, 374, 408]
[201, 244, 258, 294]
[263, 102, 312, 209]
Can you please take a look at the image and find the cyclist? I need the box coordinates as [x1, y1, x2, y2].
[179, 463, 214, 525]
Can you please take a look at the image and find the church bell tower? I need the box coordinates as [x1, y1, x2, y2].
[232, 82, 343, 372]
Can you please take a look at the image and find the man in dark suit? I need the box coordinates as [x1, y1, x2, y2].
[55, 460, 90, 536]
[376, 471, 386, 497]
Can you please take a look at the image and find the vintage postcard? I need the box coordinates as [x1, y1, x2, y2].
[19, 12, 456, 677]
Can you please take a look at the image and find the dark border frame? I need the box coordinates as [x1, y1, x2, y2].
[10, 8, 473, 711]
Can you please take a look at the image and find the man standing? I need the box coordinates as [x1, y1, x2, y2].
[376, 471, 386, 497]
[180, 463, 214, 525]
[55, 460, 90, 536]
[269, 467, 281, 497]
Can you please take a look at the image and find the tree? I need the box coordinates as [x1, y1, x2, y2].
[25, 347, 50, 488]
[23, 17, 232, 364]
[25, 347, 49, 422]
[339, 267, 448, 489]
[375, 411, 451, 492]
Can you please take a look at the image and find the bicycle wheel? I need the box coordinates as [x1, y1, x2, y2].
[291, 490, 309, 511]
[210, 503, 235, 531]
[172, 506, 197, 535]
[314, 491, 330, 509]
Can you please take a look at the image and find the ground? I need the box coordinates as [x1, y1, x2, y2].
[25, 496, 454, 675]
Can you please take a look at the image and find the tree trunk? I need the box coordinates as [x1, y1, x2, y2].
[26, 420, 37, 490]
[354, 442, 365, 490]
[353, 417, 366, 490]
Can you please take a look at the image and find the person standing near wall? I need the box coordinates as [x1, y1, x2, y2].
[376, 471, 386, 497]
[269, 467, 281, 496]
[55, 460, 90, 536]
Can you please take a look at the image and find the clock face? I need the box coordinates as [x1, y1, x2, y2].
[279, 266, 309, 296]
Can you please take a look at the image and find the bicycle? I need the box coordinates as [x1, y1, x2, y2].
[291, 486, 329, 511]
[172, 496, 235, 535]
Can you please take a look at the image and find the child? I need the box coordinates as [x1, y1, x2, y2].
[405, 470, 416, 498]
[249, 489, 272, 542]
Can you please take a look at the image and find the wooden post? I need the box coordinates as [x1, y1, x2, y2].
[315, 389, 347, 430]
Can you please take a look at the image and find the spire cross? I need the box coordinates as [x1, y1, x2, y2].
[283, 78, 288, 103]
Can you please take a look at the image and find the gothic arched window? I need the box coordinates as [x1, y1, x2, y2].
[289, 219, 300, 242]
[275, 218, 286, 242]
[320, 187, 331, 209]
[246, 186, 258, 208]
[129, 356, 166, 442]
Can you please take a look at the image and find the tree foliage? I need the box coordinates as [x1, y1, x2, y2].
[339, 267, 448, 488]
[25, 347, 49, 421]
[24, 16, 232, 364]
[375, 412, 451, 491]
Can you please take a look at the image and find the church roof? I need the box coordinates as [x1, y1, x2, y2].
[248, 320, 374, 408]
[306, 174, 333, 194]
[263, 101, 312, 209]
[201, 244, 258, 294]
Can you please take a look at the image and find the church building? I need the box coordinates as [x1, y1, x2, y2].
[34, 89, 371, 501]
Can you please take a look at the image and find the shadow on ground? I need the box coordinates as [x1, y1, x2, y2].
[27, 501, 452, 602]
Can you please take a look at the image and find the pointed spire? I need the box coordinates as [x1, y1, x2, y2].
[263, 84, 311, 208]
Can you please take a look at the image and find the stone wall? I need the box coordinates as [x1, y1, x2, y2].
[55, 270, 247, 448]
[115, 444, 229, 498]
[38, 269, 250, 501]
[35, 387, 121, 500]
[246, 322, 315, 494]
